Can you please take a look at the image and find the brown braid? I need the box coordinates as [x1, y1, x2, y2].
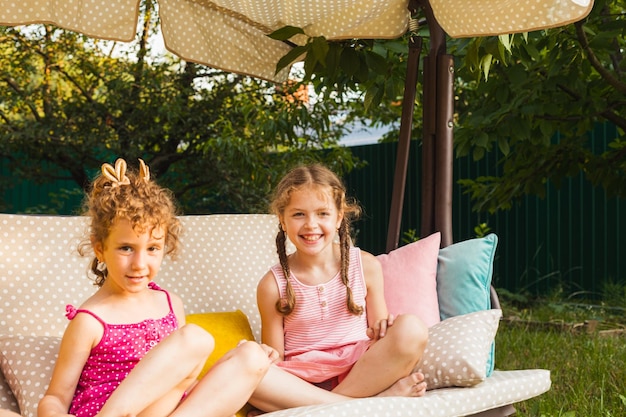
[275, 227, 296, 314]
[339, 220, 364, 315]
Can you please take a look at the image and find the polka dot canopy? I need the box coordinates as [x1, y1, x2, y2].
[430, 0, 593, 37]
[0, 0, 593, 83]
[0, 0, 410, 83]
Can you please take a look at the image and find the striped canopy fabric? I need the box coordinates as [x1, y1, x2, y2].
[0, 0, 593, 83]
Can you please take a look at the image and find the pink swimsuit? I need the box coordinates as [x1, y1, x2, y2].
[66, 282, 178, 417]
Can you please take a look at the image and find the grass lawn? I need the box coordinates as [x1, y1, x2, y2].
[495, 297, 626, 416]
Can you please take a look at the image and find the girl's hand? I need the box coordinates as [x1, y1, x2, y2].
[240, 340, 280, 363]
[366, 314, 395, 340]
[259, 343, 280, 363]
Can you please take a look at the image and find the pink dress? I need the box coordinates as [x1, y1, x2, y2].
[66, 282, 179, 417]
[271, 247, 372, 386]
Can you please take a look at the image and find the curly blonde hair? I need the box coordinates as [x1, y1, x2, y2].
[270, 163, 363, 316]
[78, 158, 182, 286]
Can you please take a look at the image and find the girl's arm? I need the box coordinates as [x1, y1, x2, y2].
[38, 314, 102, 417]
[361, 250, 391, 340]
[256, 271, 285, 361]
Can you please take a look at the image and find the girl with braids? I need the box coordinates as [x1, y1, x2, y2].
[248, 164, 428, 414]
[39, 158, 276, 417]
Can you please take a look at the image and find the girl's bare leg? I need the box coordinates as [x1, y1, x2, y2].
[97, 324, 213, 417]
[249, 314, 428, 414]
[171, 341, 272, 417]
[249, 366, 351, 412]
[332, 314, 428, 398]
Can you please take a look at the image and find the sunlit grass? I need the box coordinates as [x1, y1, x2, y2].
[495, 295, 626, 416]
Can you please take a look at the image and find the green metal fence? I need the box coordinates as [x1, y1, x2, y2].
[345, 123, 624, 298]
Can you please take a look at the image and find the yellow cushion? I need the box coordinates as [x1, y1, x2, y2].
[186, 310, 256, 377]
[185, 310, 256, 417]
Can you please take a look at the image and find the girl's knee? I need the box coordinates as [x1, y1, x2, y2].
[235, 341, 271, 375]
[389, 314, 428, 353]
[179, 323, 215, 357]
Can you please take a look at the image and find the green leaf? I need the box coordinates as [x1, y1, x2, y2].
[481, 54, 493, 81]
[380, 40, 407, 55]
[355, 55, 369, 83]
[310, 37, 329, 64]
[539, 120, 553, 138]
[364, 85, 379, 112]
[364, 50, 388, 75]
[472, 146, 485, 161]
[522, 42, 541, 61]
[498, 34, 512, 54]
[267, 26, 305, 41]
[339, 48, 359, 76]
[275, 45, 307, 75]
[476, 131, 489, 147]
[498, 137, 510, 156]
[303, 51, 318, 78]
[324, 44, 342, 78]
[465, 39, 480, 72]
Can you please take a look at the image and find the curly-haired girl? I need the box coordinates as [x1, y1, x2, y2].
[39, 158, 275, 417]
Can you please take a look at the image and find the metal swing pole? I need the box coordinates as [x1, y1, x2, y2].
[386, 0, 454, 252]
[419, 0, 454, 247]
[385, 2, 423, 253]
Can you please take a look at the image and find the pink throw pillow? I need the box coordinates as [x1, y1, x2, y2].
[377, 232, 441, 327]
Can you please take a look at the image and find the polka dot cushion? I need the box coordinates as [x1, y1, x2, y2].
[0, 336, 60, 417]
[0, 213, 552, 417]
[0, 0, 410, 83]
[414, 309, 502, 390]
[0, 215, 94, 339]
[430, 0, 594, 37]
[0, 372, 19, 414]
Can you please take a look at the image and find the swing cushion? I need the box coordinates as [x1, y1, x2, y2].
[436, 233, 499, 375]
[0, 336, 61, 417]
[413, 309, 502, 389]
[186, 310, 255, 377]
[378, 232, 442, 328]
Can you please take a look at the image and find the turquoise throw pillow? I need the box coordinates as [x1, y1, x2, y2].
[436, 233, 498, 375]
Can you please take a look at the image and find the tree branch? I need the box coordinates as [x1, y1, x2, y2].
[599, 104, 626, 131]
[54, 67, 94, 103]
[0, 108, 14, 128]
[1, 77, 42, 122]
[575, 20, 626, 95]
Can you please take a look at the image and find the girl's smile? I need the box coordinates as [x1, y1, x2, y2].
[280, 187, 343, 254]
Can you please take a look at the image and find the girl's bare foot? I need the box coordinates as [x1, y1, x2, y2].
[376, 372, 427, 397]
